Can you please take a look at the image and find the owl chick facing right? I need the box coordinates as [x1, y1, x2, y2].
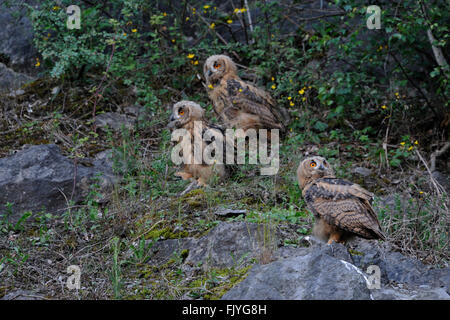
[204, 54, 289, 135]
[297, 156, 386, 244]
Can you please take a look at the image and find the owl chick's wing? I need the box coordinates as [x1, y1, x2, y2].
[224, 79, 287, 131]
[303, 178, 385, 240]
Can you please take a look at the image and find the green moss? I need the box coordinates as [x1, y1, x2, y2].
[144, 226, 189, 240]
[180, 249, 189, 260]
[349, 249, 365, 256]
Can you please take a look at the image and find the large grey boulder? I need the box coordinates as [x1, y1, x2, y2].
[148, 222, 277, 269]
[222, 239, 449, 300]
[146, 220, 449, 300]
[347, 238, 450, 291]
[0, 144, 116, 222]
[222, 243, 372, 300]
[0, 62, 35, 93]
[0, 0, 38, 73]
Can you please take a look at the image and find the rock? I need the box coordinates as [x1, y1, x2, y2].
[0, 0, 38, 74]
[7, 89, 25, 97]
[148, 222, 278, 269]
[347, 238, 450, 292]
[213, 208, 246, 217]
[0, 289, 47, 300]
[145, 221, 449, 300]
[94, 112, 135, 132]
[352, 167, 372, 177]
[0, 144, 117, 222]
[371, 286, 449, 300]
[432, 171, 450, 194]
[222, 243, 372, 300]
[0, 62, 35, 93]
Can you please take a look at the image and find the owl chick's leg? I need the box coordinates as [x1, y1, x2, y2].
[327, 231, 345, 245]
[196, 177, 207, 186]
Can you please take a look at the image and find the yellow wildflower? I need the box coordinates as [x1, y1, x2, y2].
[163, 12, 167, 17]
[302, 97, 306, 102]
[52, 6, 60, 10]
[204, 5, 211, 9]
[414, 140, 418, 145]
[35, 59, 40, 67]
[208, 84, 214, 89]
[186, 17, 190, 21]
[419, 191, 424, 194]
[187, 54, 195, 59]
[123, 32, 127, 36]
[210, 23, 215, 29]
[271, 84, 276, 89]
[287, 96, 292, 100]
[400, 142, 406, 146]
[239, 88, 243, 92]
[290, 102, 295, 107]
[227, 19, 233, 24]
[193, 60, 199, 65]
[171, 39, 176, 43]
[271, 77, 275, 81]
[132, 28, 137, 33]
[298, 89, 305, 95]
[408, 146, 413, 151]
[381, 105, 387, 109]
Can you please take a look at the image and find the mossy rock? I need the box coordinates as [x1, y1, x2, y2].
[144, 226, 189, 240]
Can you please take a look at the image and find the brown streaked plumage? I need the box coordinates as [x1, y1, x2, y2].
[167, 100, 227, 186]
[204, 54, 289, 134]
[297, 156, 386, 244]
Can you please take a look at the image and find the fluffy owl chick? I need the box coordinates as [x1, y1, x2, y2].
[167, 100, 226, 186]
[204, 54, 289, 134]
[297, 156, 386, 244]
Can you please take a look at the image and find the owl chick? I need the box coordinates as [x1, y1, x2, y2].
[204, 54, 289, 134]
[297, 156, 386, 244]
[167, 100, 227, 186]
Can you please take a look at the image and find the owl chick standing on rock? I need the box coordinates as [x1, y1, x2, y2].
[297, 156, 386, 244]
[167, 100, 227, 186]
[204, 54, 289, 134]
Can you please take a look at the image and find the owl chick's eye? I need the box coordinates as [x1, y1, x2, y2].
[179, 109, 185, 115]
[214, 62, 221, 69]
[310, 161, 317, 168]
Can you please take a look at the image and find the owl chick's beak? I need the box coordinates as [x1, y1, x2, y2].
[207, 69, 213, 78]
[167, 114, 178, 129]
